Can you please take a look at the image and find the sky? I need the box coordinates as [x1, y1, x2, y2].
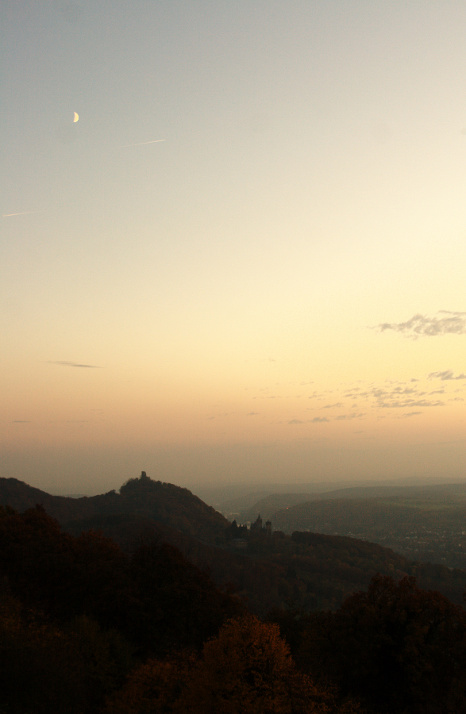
[1, 1, 466, 496]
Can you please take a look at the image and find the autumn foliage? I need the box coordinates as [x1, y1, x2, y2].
[106, 615, 357, 713]
[2, 482, 466, 713]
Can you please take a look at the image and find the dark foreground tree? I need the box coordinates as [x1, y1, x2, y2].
[298, 575, 466, 713]
[128, 540, 244, 656]
[0, 593, 132, 714]
[0, 505, 242, 659]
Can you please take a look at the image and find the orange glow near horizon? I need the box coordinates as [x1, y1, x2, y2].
[2, 2, 466, 494]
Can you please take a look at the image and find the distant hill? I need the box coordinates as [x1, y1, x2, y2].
[240, 493, 318, 523]
[269, 487, 466, 569]
[240, 482, 466, 522]
[0, 473, 229, 545]
[215, 481, 370, 520]
[303, 481, 466, 501]
[2, 473, 466, 613]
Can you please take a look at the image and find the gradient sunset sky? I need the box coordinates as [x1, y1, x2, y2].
[2, 1, 466, 495]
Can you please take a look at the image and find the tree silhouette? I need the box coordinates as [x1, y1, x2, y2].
[299, 575, 466, 713]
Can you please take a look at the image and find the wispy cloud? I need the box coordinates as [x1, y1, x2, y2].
[376, 311, 466, 338]
[335, 413, 365, 420]
[120, 139, 166, 148]
[377, 399, 444, 409]
[372, 386, 419, 399]
[367, 382, 446, 409]
[287, 416, 330, 425]
[428, 370, 466, 381]
[3, 210, 42, 218]
[49, 361, 101, 368]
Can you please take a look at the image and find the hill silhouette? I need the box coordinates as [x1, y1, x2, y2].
[267, 487, 466, 568]
[1, 473, 466, 612]
[0, 472, 228, 545]
[2, 488, 466, 714]
[235, 482, 466, 523]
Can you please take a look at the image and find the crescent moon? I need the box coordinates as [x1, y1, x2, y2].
[73, 112, 79, 123]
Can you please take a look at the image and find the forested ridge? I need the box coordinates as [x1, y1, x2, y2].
[264, 486, 466, 569]
[1, 473, 466, 712]
[0, 473, 228, 543]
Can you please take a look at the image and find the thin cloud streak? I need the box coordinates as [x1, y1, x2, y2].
[335, 413, 365, 420]
[377, 399, 444, 409]
[3, 210, 42, 218]
[120, 139, 166, 148]
[376, 311, 466, 338]
[49, 361, 101, 369]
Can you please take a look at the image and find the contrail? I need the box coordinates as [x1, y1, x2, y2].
[3, 210, 42, 218]
[120, 139, 166, 148]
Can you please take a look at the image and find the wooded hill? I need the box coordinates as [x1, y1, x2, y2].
[2, 473, 466, 712]
[262, 483, 466, 568]
[0, 472, 228, 545]
[227, 481, 466, 522]
[1, 473, 466, 612]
